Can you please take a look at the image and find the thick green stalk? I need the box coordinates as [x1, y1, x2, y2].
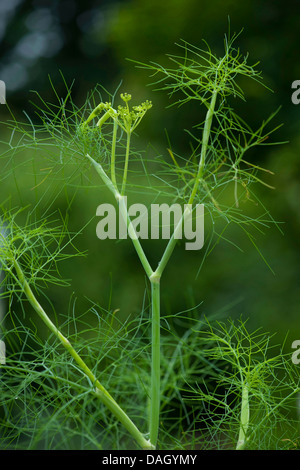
[236, 381, 250, 450]
[13, 259, 154, 450]
[149, 273, 161, 447]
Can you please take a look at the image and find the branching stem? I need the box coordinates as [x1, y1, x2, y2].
[87, 86, 218, 449]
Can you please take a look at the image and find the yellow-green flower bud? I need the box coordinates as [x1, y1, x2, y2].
[120, 93, 132, 103]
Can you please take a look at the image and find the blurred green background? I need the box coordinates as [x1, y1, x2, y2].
[0, 0, 300, 355]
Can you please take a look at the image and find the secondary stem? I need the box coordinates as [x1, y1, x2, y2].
[12, 259, 154, 450]
[121, 132, 131, 196]
[188, 89, 217, 205]
[111, 120, 118, 190]
[86, 154, 153, 278]
[155, 90, 217, 279]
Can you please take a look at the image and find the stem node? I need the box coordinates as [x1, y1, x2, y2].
[149, 272, 161, 284]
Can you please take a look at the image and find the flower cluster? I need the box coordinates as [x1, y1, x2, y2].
[83, 93, 152, 134]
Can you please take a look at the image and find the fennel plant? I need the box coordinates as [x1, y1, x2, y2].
[0, 32, 299, 450]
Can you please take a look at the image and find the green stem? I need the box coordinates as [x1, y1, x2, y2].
[86, 154, 119, 199]
[155, 205, 191, 278]
[188, 89, 217, 205]
[149, 274, 161, 447]
[121, 132, 131, 196]
[118, 195, 153, 278]
[87, 154, 153, 279]
[13, 259, 154, 450]
[111, 120, 118, 190]
[155, 90, 217, 279]
[236, 381, 250, 450]
[145, 91, 217, 444]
